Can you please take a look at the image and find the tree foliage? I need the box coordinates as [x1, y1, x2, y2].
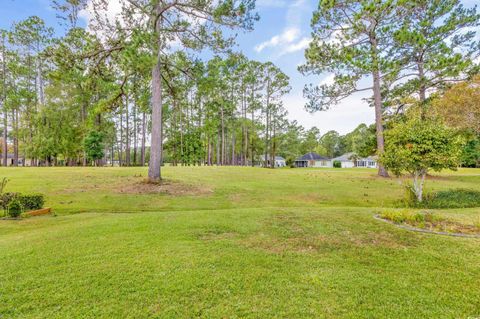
[381, 115, 464, 201]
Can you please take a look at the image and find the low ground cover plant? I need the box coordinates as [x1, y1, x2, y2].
[422, 189, 480, 209]
[402, 187, 480, 209]
[379, 209, 480, 235]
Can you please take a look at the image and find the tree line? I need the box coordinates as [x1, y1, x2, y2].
[0, 2, 289, 172]
[0, 0, 479, 185]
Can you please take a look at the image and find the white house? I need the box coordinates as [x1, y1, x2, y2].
[331, 152, 378, 168]
[259, 155, 286, 168]
[295, 152, 332, 168]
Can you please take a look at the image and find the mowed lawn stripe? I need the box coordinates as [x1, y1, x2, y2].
[1, 207, 479, 318]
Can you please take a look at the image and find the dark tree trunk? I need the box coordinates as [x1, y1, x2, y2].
[231, 132, 235, 166]
[221, 107, 225, 165]
[119, 106, 123, 167]
[133, 99, 137, 165]
[1, 35, 7, 167]
[251, 107, 255, 167]
[12, 109, 18, 167]
[2, 111, 7, 167]
[125, 95, 131, 166]
[216, 128, 221, 166]
[370, 34, 389, 177]
[141, 111, 146, 166]
[417, 58, 427, 119]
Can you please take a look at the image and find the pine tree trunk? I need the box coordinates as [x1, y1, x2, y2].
[1, 35, 7, 167]
[125, 95, 131, 166]
[221, 107, 225, 165]
[133, 99, 137, 165]
[231, 132, 235, 166]
[217, 128, 221, 166]
[111, 143, 114, 167]
[243, 90, 248, 166]
[251, 107, 255, 167]
[13, 109, 18, 167]
[141, 111, 146, 167]
[2, 112, 7, 167]
[148, 38, 163, 181]
[119, 106, 123, 167]
[264, 85, 270, 168]
[370, 34, 389, 177]
[271, 118, 276, 169]
[418, 59, 427, 119]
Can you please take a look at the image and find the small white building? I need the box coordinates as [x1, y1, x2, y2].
[295, 152, 332, 168]
[259, 155, 286, 168]
[331, 152, 378, 168]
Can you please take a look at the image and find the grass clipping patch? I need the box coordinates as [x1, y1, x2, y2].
[118, 179, 212, 196]
[378, 210, 480, 237]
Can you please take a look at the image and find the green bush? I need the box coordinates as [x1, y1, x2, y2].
[0, 192, 20, 210]
[401, 187, 480, 209]
[7, 199, 23, 218]
[1, 193, 45, 216]
[333, 160, 341, 168]
[419, 189, 480, 209]
[18, 194, 45, 210]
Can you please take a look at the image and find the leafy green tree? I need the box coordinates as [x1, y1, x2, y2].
[84, 131, 105, 165]
[318, 130, 345, 158]
[432, 75, 480, 135]
[343, 123, 377, 157]
[260, 62, 290, 168]
[381, 116, 464, 202]
[300, 127, 321, 155]
[460, 136, 480, 168]
[278, 121, 304, 165]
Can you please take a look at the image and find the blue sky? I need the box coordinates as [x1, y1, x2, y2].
[1, 0, 478, 134]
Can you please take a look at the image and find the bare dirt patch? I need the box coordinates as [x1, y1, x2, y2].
[117, 179, 213, 196]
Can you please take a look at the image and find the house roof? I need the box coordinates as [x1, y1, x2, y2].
[296, 152, 330, 161]
[259, 155, 286, 161]
[332, 152, 356, 161]
[332, 153, 378, 161]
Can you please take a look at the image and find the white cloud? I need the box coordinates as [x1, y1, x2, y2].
[254, 27, 301, 52]
[319, 74, 335, 86]
[79, 0, 123, 28]
[281, 37, 311, 55]
[253, 0, 311, 56]
[256, 0, 288, 7]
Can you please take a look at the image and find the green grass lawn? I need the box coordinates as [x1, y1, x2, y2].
[1, 166, 479, 318]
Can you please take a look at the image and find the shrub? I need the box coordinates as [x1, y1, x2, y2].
[333, 160, 341, 168]
[1, 193, 46, 216]
[401, 188, 480, 209]
[422, 189, 480, 209]
[0, 192, 20, 210]
[18, 194, 45, 210]
[7, 199, 23, 218]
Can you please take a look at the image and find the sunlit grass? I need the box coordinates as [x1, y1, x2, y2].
[0, 166, 479, 318]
